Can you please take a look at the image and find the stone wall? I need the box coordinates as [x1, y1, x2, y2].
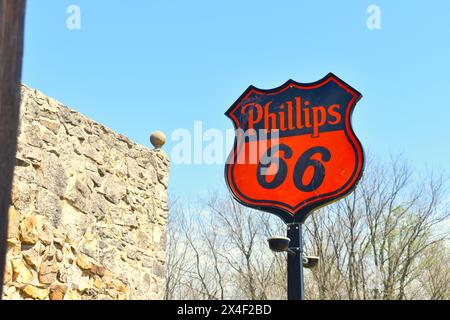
[2, 86, 169, 300]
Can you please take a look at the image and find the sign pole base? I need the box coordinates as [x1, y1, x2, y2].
[287, 223, 304, 300]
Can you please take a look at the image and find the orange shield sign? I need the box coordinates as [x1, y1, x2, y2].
[224, 73, 364, 223]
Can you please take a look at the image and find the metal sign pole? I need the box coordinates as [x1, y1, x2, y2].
[287, 223, 304, 300]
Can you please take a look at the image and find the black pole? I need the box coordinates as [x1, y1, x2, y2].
[287, 223, 304, 300]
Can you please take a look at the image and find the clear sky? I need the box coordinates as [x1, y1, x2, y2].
[23, 0, 450, 198]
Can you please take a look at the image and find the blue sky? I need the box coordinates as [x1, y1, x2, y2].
[23, 0, 450, 198]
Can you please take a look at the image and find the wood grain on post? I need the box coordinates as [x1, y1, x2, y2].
[0, 0, 26, 298]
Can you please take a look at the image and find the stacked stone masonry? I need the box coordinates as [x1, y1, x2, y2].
[2, 86, 169, 300]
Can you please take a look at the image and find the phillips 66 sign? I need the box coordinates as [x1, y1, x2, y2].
[224, 73, 364, 223]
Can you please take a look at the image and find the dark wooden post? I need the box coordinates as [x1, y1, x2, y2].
[0, 0, 26, 298]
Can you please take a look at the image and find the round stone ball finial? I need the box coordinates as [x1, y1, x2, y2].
[150, 131, 166, 149]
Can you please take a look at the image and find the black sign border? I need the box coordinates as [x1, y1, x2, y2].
[224, 73, 365, 224]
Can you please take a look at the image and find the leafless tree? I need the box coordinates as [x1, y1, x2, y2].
[0, 0, 26, 298]
[416, 240, 450, 299]
[304, 156, 449, 300]
[166, 156, 449, 300]
[165, 192, 287, 300]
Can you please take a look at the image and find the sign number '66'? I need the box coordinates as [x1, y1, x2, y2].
[225, 73, 365, 223]
[257, 145, 331, 193]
